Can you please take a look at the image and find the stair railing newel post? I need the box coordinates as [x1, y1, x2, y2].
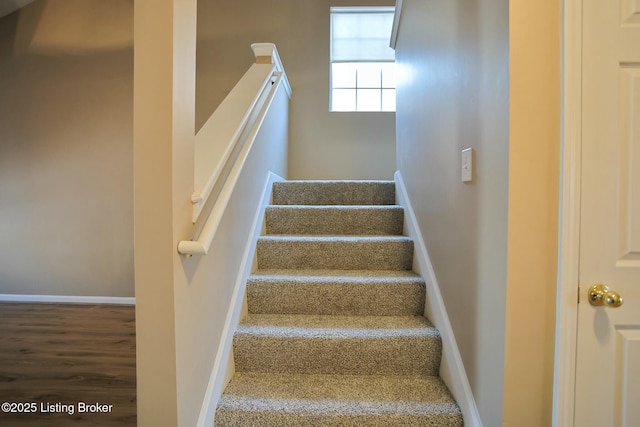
[176, 43, 291, 256]
[251, 43, 292, 97]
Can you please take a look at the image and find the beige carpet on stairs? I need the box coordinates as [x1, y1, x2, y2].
[215, 180, 463, 427]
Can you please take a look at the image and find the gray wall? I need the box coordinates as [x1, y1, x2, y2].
[0, 0, 134, 297]
[197, 0, 396, 180]
[394, 0, 509, 425]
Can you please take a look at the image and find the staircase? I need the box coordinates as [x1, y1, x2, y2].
[215, 180, 463, 426]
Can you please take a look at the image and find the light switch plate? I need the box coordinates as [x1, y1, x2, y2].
[461, 148, 473, 182]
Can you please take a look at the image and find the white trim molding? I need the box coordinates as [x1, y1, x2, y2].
[0, 294, 135, 305]
[552, 0, 583, 425]
[390, 0, 403, 49]
[395, 171, 483, 427]
[196, 171, 285, 427]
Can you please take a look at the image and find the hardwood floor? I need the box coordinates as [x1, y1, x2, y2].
[0, 303, 136, 426]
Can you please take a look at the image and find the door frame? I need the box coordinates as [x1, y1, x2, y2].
[553, 0, 583, 426]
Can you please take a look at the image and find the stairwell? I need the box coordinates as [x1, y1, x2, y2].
[215, 180, 463, 426]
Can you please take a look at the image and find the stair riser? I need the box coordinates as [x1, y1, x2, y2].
[247, 280, 425, 316]
[233, 335, 441, 376]
[257, 239, 414, 270]
[272, 181, 395, 206]
[215, 410, 464, 427]
[265, 206, 404, 235]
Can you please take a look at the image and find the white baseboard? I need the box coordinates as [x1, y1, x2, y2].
[197, 171, 285, 427]
[0, 294, 135, 305]
[395, 170, 483, 427]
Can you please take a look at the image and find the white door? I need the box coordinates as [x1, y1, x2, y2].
[574, 0, 640, 425]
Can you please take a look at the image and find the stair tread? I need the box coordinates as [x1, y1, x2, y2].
[234, 315, 442, 376]
[275, 180, 395, 184]
[259, 235, 412, 241]
[247, 270, 426, 316]
[237, 314, 437, 338]
[266, 204, 403, 210]
[217, 372, 462, 417]
[265, 205, 404, 235]
[272, 180, 396, 206]
[257, 235, 414, 270]
[250, 269, 423, 280]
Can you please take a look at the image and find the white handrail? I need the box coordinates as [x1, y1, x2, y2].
[178, 44, 290, 256]
[191, 70, 273, 208]
[191, 44, 290, 222]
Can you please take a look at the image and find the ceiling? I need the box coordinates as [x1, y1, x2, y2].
[0, 0, 35, 18]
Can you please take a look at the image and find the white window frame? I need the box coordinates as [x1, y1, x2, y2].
[329, 6, 396, 112]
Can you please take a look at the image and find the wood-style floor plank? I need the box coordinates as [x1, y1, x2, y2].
[0, 303, 136, 426]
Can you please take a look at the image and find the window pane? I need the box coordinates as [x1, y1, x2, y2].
[331, 11, 395, 61]
[357, 63, 382, 88]
[332, 89, 356, 111]
[357, 89, 382, 112]
[329, 7, 396, 112]
[331, 63, 357, 88]
[381, 63, 396, 88]
[382, 89, 396, 112]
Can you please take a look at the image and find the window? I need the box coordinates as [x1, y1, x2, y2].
[330, 6, 396, 112]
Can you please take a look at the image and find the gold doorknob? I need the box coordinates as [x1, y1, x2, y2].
[588, 284, 623, 308]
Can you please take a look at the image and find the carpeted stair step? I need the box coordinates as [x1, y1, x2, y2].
[272, 180, 395, 206]
[215, 372, 463, 427]
[215, 178, 462, 427]
[256, 235, 414, 270]
[233, 314, 441, 376]
[265, 205, 404, 235]
[247, 269, 425, 316]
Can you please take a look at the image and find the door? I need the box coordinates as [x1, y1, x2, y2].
[574, 0, 640, 425]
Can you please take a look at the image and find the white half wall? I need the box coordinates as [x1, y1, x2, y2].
[175, 83, 288, 427]
[134, 4, 289, 420]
